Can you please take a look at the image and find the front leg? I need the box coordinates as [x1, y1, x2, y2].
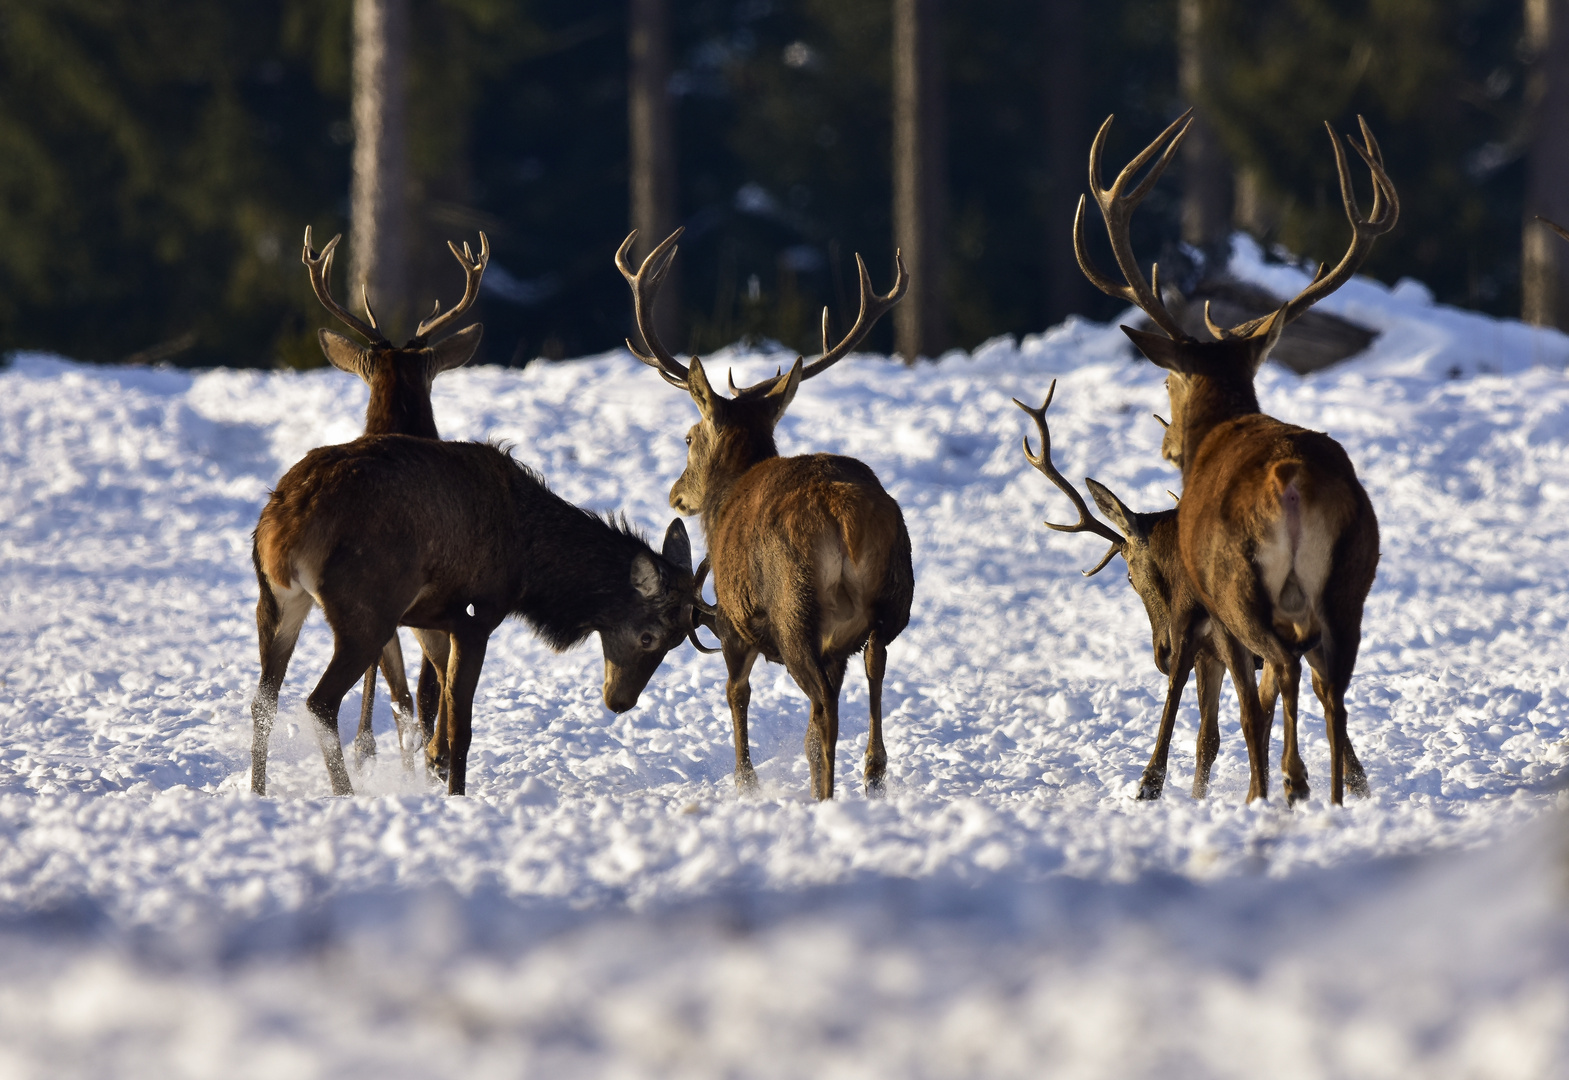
[1191, 651, 1224, 798]
[1215, 625, 1271, 802]
[863, 631, 889, 797]
[441, 631, 489, 796]
[722, 631, 760, 792]
[1139, 629, 1201, 801]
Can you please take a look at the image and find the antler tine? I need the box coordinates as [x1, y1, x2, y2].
[360, 284, 381, 332]
[301, 226, 389, 345]
[687, 556, 722, 654]
[797, 249, 909, 380]
[1079, 111, 1195, 342]
[1012, 381, 1124, 576]
[412, 232, 490, 343]
[1538, 216, 1569, 244]
[615, 228, 691, 388]
[1224, 119, 1399, 340]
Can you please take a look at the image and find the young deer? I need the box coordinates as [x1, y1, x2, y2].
[1076, 110, 1395, 803]
[250, 435, 703, 796]
[617, 229, 914, 800]
[1016, 381, 1304, 801]
[301, 226, 489, 766]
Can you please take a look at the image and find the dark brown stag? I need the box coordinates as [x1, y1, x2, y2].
[617, 228, 914, 799]
[1075, 110, 1394, 803]
[1016, 381, 1315, 801]
[250, 436, 701, 796]
[301, 226, 489, 766]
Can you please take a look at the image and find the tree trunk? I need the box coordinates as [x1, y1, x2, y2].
[1043, 0, 1085, 326]
[893, 0, 946, 362]
[629, 0, 681, 348]
[1524, 0, 1569, 328]
[1177, 0, 1231, 261]
[351, 0, 411, 340]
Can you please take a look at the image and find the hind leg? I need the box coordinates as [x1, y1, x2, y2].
[790, 651, 847, 801]
[722, 633, 761, 793]
[1191, 652, 1224, 799]
[441, 631, 490, 796]
[1307, 660, 1368, 804]
[354, 666, 378, 766]
[373, 634, 418, 770]
[1271, 659, 1309, 805]
[251, 580, 312, 796]
[863, 631, 889, 796]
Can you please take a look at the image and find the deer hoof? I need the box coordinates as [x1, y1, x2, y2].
[352, 731, 377, 768]
[1283, 777, 1310, 807]
[734, 765, 758, 793]
[1136, 770, 1165, 801]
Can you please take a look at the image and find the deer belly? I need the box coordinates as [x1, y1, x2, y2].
[815, 541, 871, 655]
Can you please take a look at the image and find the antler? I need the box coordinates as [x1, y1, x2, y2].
[615, 228, 691, 389]
[687, 556, 721, 653]
[1075, 110, 1195, 342]
[1541, 216, 1569, 243]
[1206, 117, 1399, 341]
[302, 227, 390, 346]
[799, 251, 909, 379]
[1013, 380, 1124, 577]
[411, 233, 490, 344]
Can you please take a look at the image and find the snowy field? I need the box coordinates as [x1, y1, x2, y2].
[2, 239, 1569, 1076]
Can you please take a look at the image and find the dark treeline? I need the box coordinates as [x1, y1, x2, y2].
[0, 0, 1534, 368]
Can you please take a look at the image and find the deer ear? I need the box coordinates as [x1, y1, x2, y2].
[428, 322, 483, 374]
[319, 329, 372, 381]
[1249, 307, 1287, 374]
[631, 552, 663, 599]
[1121, 325, 1191, 374]
[688, 357, 720, 418]
[1085, 477, 1147, 542]
[766, 357, 804, 417]
[660, 518, 692, 574]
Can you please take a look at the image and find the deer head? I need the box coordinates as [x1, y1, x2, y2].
[615, 228, 907, 517]
[1074, 112, 1397, 471]
[303, 227, 490, 437]
[1015, 382, 1183, 673]
[599, 519, 702, 710]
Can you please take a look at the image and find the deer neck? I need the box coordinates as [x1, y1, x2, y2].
[1178, 371, 1261, 480]
[511, 489, 647, 649]
[700, 424, 779, 529]
[364, 370, 439, 438]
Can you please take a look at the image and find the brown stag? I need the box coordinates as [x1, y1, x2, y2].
[1075, 110, 1394, 803]
[617, 228, 913, 800]
[1016, 381, 1314, 801]
[301, 226, 489, 766]
[250, 436, 703, 796]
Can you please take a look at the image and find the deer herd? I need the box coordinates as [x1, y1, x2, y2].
[249, 111, 1408, 807]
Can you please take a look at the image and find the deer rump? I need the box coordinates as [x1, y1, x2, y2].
[708, 454, 912, 663]
[1179, 416, 1377, 657]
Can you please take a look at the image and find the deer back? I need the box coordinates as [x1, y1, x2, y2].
[706, 453, 911, 656]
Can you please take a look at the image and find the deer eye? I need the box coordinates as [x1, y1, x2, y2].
[684, 433, 692, 447]
[640, 632, 654, 649]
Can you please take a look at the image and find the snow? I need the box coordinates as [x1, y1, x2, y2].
[3, 245, 1569, 1075]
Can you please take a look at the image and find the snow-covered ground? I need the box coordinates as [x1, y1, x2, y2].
[2, 243, 1569, 1076]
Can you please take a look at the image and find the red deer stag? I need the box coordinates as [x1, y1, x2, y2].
[1016, 381, 1312, 801]
[617, 228, 913, 799]
[301, 226, 488, 767]
[250, 436, 703, 796]
[1076, 110, 1394, 803]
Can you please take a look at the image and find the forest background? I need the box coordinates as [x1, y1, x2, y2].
[0, 0, 1545, 369]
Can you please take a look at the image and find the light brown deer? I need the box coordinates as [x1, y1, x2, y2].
[301, 226, 489, 767]
[250, 436, 703, 796]
[1075, 110, 1394, 803]
[1016, 381, 1313, 801]
[617, 228, 914, 799]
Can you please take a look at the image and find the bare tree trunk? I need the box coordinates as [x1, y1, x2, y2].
[629, 0, 681, 347]
[1043, 0, 1085, 326]
[351, 0, 411, 340]
[893, 0, 946, 362]
[1177, 0, 1231, 261]
[1524, 0, 1569, 328]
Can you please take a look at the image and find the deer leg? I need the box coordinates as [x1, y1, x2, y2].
[1140, 632, 1200, 801]
[722, 636, 760, 792]
[863, 632, 889, 797]
[1215, 628, 1270, 802]
[304, 635, 388, 797]
[412, 629, 452, 780]
[353, 666, 378, 767]
[1274, 658, 1309, 805]
[374, 634, 417, 770]
[441, 631, 489, 797]
[1307, 653, 1367, 805]
[794, 654, 847, 802]
[1191, 651, 1224, 799]
[250, 580, 312, 796]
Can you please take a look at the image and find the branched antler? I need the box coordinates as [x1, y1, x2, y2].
[615, 229, 690, 388]
[412, 233, 490, 344]
[302, 227, 390, 346]
[1013, 379, 1124, 576]
[687, 556, 722, 653]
